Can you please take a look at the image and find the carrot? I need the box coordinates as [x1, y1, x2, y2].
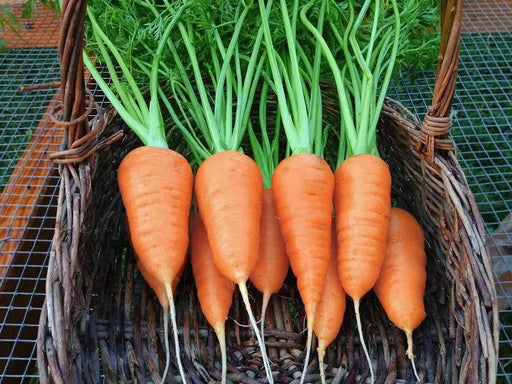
[257, 0, 335, 380]
[314, 224, 346, 384]
[195, 150, 273, 381]
[272, 154, 334, 381]
[118, 146, 193, 384]
[334, 153, 391, 382]
[374, 208, 426, 382]
[250, 188, 289, 342]
[191, 215, 235, 384]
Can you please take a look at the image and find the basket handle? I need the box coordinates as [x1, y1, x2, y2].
[416, 0, 462, 161]
[58, 0, 88, 148]
[51, 0, 121, 164]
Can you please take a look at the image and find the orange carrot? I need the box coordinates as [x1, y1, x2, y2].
[118, 146, 193, 384]
[314, 225, 346, 384]
[272, 154, 334, 382]
[194, 150, 273, 381]
[250, 188, 289, 341]
[374, 207, 426, 382]
[191, 215, 234, 384]
[334, 153, 391, 382]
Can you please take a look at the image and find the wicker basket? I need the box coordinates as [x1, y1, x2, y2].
[37, 0, 499, 383]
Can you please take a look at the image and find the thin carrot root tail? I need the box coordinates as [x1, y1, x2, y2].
[166, 284, 188, 384]
[299, 320, 314, 384]
[160, 309, 171, 384]
[317, 340, 327, 384]
[260, 292, 271, 350]
[215, 326, 228, 384]
[406, 330, 420, 383]
[354, 300, 374, 384]
[239, 282, 274, 384]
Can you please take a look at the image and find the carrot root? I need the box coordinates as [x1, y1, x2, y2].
[215, 326, 228, 384]
[161, 309, 171, 384]
[317, 339, 327, 384]
[260, 292, 271, 351]
[406, 330, 420, 383]
[166, 284, 187, 384]
[238, 281, 273, 383]
[299, 318, 314, 384]
[354, 300, 374, 384]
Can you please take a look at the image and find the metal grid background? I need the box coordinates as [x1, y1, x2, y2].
[0, 0, 511, 382]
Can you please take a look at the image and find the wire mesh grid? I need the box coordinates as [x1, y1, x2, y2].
[0, 41, 62, 384]
[0, 0, 511, 382]
[386, 1, 512, 380]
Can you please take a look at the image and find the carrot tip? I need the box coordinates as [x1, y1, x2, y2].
[406, 330, 420, 382]
[160, 309, 170, 384]
[299, 325, 313, 384]
[354, 300, 374, 384]
[238, 282, 274, 384]
[166, 284, 188, 384]
[317, 342, 327, 384]
[214, 326, 228, 384]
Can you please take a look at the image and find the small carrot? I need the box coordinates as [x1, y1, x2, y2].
[250, 188, 289, 341]
[258, 0, 334, 381]
[195, 150, 273, 380]
[374, 208, 427, 382]
[302, 1, 401, 382]
[272, 154, 334, 381]
[158, 3, 274, 380]
[314, 225, 346, 384]
[191, 215, 235, 384]
[334, 153, 391, 382]
[85, 5, 194, 383]
[119, 146, 193, 384]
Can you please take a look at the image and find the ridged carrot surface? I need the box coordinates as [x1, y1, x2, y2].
[334, 154, 391, 301]
[119, 146, 193, 308]
[272, 154, 334, 324]
[195, 151, 263, 285]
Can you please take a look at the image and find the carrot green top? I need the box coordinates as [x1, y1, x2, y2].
[154, 1, 266, 165]
[258, 0, 326, 158]
[83, 4, 189, 149]
[248, 81, 282, 189]
[301, 0, 401, 167]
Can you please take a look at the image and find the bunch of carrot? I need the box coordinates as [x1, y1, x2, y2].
[82, 0, 438, 383]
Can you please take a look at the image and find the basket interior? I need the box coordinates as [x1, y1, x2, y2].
[72, 97, 454, 384]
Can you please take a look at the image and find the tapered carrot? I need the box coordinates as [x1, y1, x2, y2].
[119, 146, 193, 384]
[334, 153, 391, 382]
[191, 215, 235, 384]
[195, 150, 273, 381]
[374, 208, 426, 382]
[314, 225, 346, 384]
[272, 154, 334, 382]
[250, 188, 289, 344]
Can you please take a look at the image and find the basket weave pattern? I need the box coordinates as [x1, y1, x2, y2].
[37, 0, 499, 383]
